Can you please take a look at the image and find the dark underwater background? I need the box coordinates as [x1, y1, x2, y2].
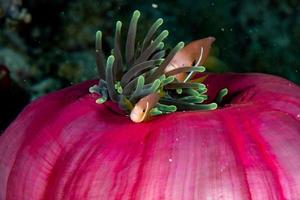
[0, 0, 299, 132]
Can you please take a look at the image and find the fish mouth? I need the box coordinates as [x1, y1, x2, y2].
[130, 101, 150, 123]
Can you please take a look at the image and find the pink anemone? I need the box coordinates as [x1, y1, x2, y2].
[1, 10, 300, 200]
[0, 71, 300, 199]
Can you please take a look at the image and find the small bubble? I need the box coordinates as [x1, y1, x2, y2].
[152, 3, 158, 8]
[175, 138, 179, 141]
[168, 158, 173, 162]
[297, 114, 300, 118]
[220, 28, 225, 32]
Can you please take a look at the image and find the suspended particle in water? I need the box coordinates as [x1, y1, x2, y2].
[152, 3, 158, 8]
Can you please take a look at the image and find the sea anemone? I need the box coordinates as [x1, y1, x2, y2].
[1, 10, 300, 200]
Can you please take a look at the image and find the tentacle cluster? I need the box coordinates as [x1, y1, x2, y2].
[90, 10, 227, 118]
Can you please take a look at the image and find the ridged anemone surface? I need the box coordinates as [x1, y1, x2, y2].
[0, 72, 300, 199]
